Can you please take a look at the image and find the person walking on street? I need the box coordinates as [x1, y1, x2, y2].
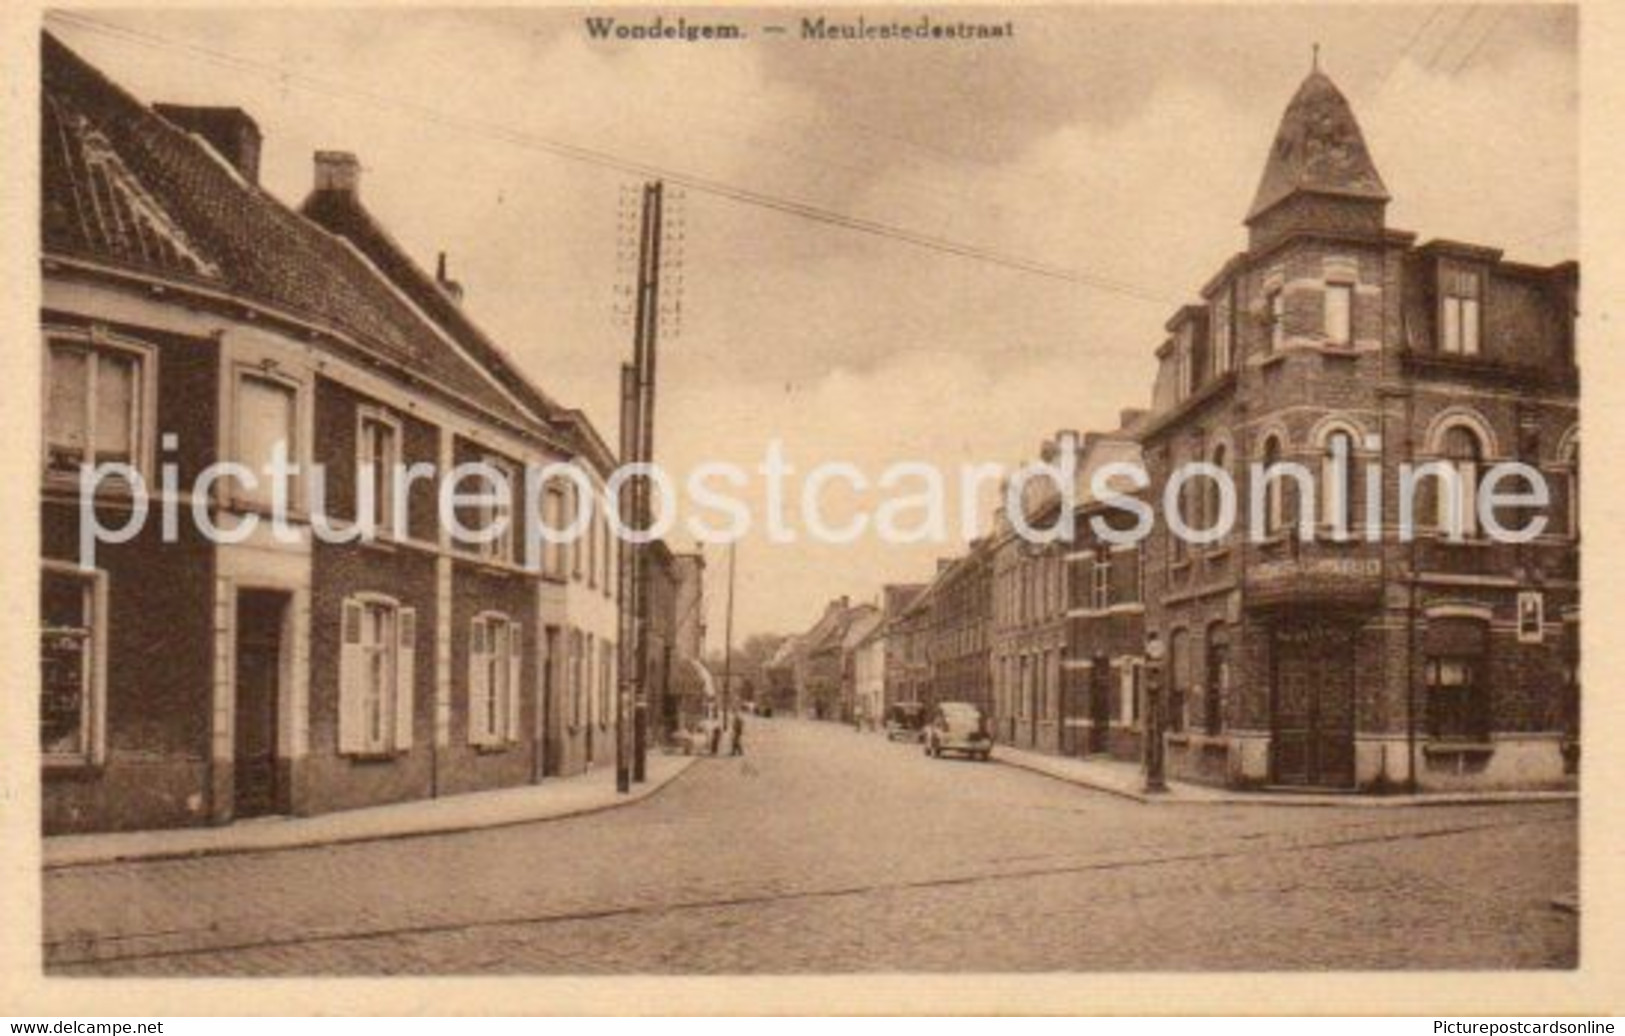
[730, 709, 745, 757]
[708, 713, 722, 756]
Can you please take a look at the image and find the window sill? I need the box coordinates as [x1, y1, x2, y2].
[1259, 353, 1287, 371]
[344, 750, 406, 763]
[1422, 741, 1495, 757]
[43, 756, 103, 776]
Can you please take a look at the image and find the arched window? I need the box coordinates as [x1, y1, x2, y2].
[1438, 425, 1484, 539]
[1206, 442, 1229, 536]
[1260, 435, 1286, 536]
[1322, 430, 1357, 538]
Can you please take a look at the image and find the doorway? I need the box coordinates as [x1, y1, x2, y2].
[1088, 656, 1112, 754]
[234, 589, 289, 818]
[1269, 621, 1356, 788]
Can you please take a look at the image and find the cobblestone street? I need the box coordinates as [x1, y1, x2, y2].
[45, 719, 1577, 975]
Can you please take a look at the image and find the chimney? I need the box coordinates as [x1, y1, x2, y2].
[314, 150, 361, 195]
[155, 104, 262, 185]
[435, 252, 465, 304]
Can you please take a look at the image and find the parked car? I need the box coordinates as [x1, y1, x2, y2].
[883, 702, 928, 742]
[923, 702, 993, 761]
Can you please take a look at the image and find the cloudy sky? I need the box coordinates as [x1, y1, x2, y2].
[47, 4, 1577, 643]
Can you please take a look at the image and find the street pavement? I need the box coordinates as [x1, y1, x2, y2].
[44, 718, 1577, 974]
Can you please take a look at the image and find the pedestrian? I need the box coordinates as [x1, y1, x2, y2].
[730, 709, 745, 757]
[708, 714, 722, 756]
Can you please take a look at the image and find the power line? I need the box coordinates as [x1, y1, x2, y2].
[1449, 7, 1509, 75]
[44, 11, 1183, 308]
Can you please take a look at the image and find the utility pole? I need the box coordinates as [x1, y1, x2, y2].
[617, 180, 667, 793]
[720, 541, 737, 716]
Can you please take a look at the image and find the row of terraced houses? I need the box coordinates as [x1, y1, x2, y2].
[797, 65, 1580, 793]
[38, 35, 706, 834]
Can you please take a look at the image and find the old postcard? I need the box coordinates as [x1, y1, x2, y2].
[3, 0, 1620, 1016]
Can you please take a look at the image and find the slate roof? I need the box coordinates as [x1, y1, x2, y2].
[1247, 70, 1389, 222]
[41, 32, 542, 433]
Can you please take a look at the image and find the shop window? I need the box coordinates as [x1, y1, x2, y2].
[1091, 554, 1111, 611]
[1205, 626, 1229, 737]
[1426, 656, 1488, 742]
[469, 612, 521, 746]
[339, 596, 415, 755]
[41, 565, 105, 765]
[45, 336, 148, 480]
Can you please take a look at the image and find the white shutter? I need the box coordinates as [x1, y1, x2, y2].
[395, 607, 416, 751]
[338, 599, 366, 754]
[469, 619, 491, 746]
[507, 620, 524, 743]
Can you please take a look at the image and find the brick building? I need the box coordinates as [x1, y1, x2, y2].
[1137, 66, 1579, 792]
[1061, 425, 1150, 762]
[922, 544, 994, 714]
[39, 35, 625, 833]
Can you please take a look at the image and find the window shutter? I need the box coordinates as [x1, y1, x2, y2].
[395, 607, 416, 751]
[507, 620, 524, 742]
[338, 599, 366, 754]
[469, 619, 491, 746]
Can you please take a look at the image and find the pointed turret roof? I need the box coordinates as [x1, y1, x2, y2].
[1246, 69, 1389, 223]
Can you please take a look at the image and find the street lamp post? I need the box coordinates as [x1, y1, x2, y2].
[1143, 633, 1169, 795]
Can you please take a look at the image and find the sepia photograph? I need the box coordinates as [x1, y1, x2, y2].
[8, 0, 1612, 1013]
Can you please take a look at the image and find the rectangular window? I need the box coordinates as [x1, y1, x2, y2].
[41, 566, 104, 765]
[237, 373, 299, 508]
[45, 338, 146, 478]
[600, 639, 614, 729]
[338, 597, 415, 755]
[1091, 557, 1111, 611]
[469, 613, 522, 745]
[542, 484, 568, 578]
[1212, 293, 1233, 375]
[357, 409, 400, 536]
[1267, 289, 1285, 352]
[572, 487, 585, 581]
[1441, 271, 1482, 356]
[587, 512, 599, 589]
[1426, 657, 1487, 741]
[569, 629, 585, 728]
[477, 454, 517, 565]
[1325, 283, 1353, 346]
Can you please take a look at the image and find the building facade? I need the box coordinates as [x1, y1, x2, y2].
[925, 544, 994, 714]
[40, 35, 624, 834]
[1137, 67, 1579, 792]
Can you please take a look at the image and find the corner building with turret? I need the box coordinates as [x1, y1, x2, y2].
[1137, 67, 1578, 792]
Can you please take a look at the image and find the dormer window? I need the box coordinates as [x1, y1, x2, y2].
[1440, 268, 1481, 356]
[1325, 283, 1353, 346]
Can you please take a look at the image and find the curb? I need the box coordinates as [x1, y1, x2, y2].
[994, 752, 1578, 809]
[44, 756, 700, 871]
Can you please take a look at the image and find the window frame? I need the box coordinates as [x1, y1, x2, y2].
[468, 610, 523, 746]
[1440, 269, 1483, 357]
[355, 405, 403, 539]
[476, 452, 518, 565]
[1324, 282, 1354, 347]
[42, 328, 157, 486]
[1267, 288, 1285, 352]
[338, 592, 416, 757]
[232, 366, 305, 512]
[1425, 654, 1488, 742]
[40, 561, 108, 768]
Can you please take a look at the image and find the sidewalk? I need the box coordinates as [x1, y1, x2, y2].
[993, 742, 1578, 808]
[44, 752, 697, 870]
